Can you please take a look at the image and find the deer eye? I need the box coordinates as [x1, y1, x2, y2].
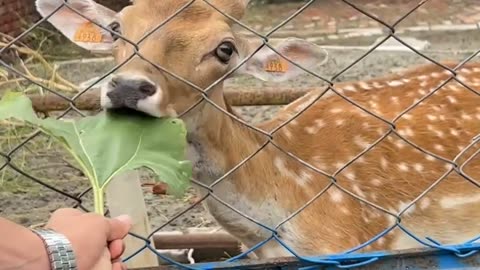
[215, 41, 236, 64]
[108, 21, 121, 41]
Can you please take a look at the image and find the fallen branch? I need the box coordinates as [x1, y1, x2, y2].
[27, 86, 320, 113]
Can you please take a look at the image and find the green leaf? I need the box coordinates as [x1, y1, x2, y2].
[0, 92, 192, 213]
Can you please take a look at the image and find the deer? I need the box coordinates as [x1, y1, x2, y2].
[36, 0, 480, 259]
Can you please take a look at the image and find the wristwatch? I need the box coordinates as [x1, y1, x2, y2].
[31, 229, 78, 270]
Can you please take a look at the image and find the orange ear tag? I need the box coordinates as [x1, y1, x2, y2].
[74, 22, 104, 43]
[265, 58, 289, 73]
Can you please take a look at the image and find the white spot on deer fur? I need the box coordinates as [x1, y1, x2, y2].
[426, 115, 437, 121]
[418, 75, 428, 80]
[439, 115, 446, 121]
[440, 194, 480, 209]
[420, 81, 428, 87]
[329, 188, 344, 202]
[388, 80, 403, 87]
[448, 84, 461, 92]
[450, 128, 459, 136]
[444, 70, 454, 76]
[434, 144, 445, 152]
[404, 128, 414, 137]
[340, 207, 350, 214]
[395, 140, 406, 149]
[426, 155, 436, 161]
[460, 68, 472, 74]
[330, 108, 343, 113]
[359, 82, 372, 90]
[346, 171, 356, 180]
[371, 178, 382, 186]
[473, 67, 480, 73]
[403, 114, 413, 120]
[430, 72, 441, 78]
[373, 82, 383, 89]
[402, 78, 411, 83]
[305, 119, 326, 134]
[418, 89, 427, 95]
[283, 128, 293, 139]
[414, 163, 424, 172]
[391, 96, 399, 104]
[461, 113, 473, 120]
[397, 163, 409, 172]
[336, 119, 345, 125]
[457, 75, 467, 82]
[446, 96, 457, 104]
[419, 198, 431, 210]
[354, 136, 370, 148]
[476, 114, 480, 120]
[352, 184, 366, 198]
[398, 201, 416, 215]
[344, 85, 356, 92]
[369, 101, 378, 108]
[380, 157, 388, 169]
[427, 125, 444, 138]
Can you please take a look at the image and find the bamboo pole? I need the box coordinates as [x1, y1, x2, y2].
[27, 86, 318, 113]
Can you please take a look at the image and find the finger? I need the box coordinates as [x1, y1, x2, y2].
[109, 239, 125, 260]
[91, 248, 113, 270]
[112, 262, 126, 270]
[106, 215, 132, 241]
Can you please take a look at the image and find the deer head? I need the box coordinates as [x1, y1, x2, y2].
[36, 0, 328, 118]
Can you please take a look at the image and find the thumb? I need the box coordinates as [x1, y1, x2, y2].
[106, 215, 132, 241]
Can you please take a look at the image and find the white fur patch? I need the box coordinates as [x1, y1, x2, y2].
[136, 90, 164, 117]
[440, 194, 480, 209]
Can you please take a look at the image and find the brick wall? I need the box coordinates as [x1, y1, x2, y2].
[0, 0, 130, 36]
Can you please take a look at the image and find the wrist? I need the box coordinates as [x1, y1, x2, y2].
[27, 229, 52, 270]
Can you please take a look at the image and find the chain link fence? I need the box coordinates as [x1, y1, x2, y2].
[1, 0, 480, 269]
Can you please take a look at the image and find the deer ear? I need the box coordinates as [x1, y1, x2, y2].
[236, 38, 328, 82]
[36, 0, 117, 53]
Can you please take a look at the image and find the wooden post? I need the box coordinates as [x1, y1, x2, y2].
[106, 171, 160, 268]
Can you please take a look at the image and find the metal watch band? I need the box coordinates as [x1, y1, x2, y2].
[31, 229, 77, 270]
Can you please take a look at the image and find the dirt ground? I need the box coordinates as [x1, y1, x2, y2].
[1, 25, 478, 234]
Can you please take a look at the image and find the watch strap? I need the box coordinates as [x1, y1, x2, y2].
[31, 229, 77, 270]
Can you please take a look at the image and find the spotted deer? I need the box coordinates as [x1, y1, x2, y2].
[37, 0, 480, 258]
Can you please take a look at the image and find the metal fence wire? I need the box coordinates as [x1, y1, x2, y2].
[1, 0, 480, 269]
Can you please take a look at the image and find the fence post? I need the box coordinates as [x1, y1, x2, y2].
[105, 170, 160, 268]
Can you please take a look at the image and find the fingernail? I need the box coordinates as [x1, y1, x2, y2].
[115, 214, 132, 225]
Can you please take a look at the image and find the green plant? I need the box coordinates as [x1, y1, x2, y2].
[0, 92, 192, 214]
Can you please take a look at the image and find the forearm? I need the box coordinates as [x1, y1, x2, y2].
[0, 218, 50, 270]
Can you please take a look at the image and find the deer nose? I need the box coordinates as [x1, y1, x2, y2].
[106, 76, 157, 109]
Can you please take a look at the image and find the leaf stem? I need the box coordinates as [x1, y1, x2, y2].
[93, 188, 105, 214]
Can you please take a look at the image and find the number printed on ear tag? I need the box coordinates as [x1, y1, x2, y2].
[265, 58, 289, 73]
[74, 22, 104, 43]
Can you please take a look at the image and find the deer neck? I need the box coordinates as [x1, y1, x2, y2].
[182, 85, 263, 185]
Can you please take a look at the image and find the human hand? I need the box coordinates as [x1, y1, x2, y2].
[45, 208, 132, 270]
